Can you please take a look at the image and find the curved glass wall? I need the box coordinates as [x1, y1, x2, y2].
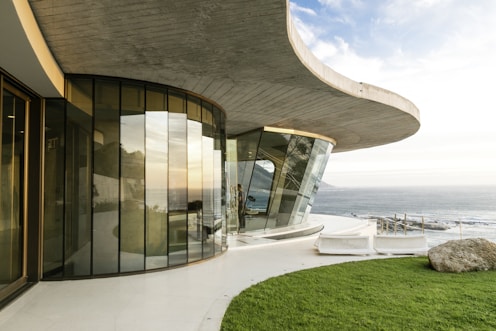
[43, 76, 226, 279]
[236, 128, 333, 232]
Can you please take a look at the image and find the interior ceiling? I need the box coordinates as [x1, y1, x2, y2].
[27, 0, 420, 153]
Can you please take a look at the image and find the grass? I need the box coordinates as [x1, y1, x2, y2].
[221, 257, 496, 331]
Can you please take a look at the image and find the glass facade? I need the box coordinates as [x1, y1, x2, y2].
[1, 71, 334, 289]
[235, 128, 334, 232]
[43, 76, 227, 279]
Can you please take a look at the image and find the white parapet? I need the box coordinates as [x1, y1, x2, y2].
[373, 235, 428, 256]
[316, 234, 375, 255]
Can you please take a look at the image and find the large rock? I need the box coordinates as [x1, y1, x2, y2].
[428, 238, 496, 273]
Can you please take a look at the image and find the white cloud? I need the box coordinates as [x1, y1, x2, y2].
[324, 133, 496, 187]
[317, 0, 342, 8]
[318, 0, 365, 9]
[290, 15, 318, 46]
[289, 2, 317, 16]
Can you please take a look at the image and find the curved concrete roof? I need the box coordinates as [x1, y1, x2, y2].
[3, 0, 420, 152]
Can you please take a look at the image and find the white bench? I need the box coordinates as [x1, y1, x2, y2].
[373, 235, 428, 255]
[316, 234, 374, 255]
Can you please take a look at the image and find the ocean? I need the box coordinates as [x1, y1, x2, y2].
[312, 186, 496, 247]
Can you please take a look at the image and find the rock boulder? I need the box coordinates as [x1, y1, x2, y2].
[428, 238, 496, 273]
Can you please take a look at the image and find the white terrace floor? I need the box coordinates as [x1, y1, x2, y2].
[0, 215, 387, 331]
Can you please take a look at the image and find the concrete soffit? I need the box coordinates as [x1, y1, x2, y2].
[0, 0, 64, 97]
[0, 0, 420, 153]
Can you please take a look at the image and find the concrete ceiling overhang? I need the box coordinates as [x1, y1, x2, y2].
[6, 0, 419, 153]
[0, 0, 64, 96]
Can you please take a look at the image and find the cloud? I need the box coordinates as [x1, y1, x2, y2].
[318, 0, 365, 9]
[289, 2, 317, 16]
[323, 133, 496, 187]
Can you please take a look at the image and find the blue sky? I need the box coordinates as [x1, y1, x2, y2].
[290, 0, 496, 187]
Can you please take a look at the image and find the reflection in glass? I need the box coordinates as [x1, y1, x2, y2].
[236, 129, 333, 233]
[188, 121, 203, 262]
[43, 100, 65, 278]
[226, 139, 238, 233]
[146, 107, 168, 269]
[168, 113, 188, 266]
[65, 106, 92, 277]
[202, 136, 214, 258]
[120, 85, 145, 272]
[213, 106, 225, 253]
[275, 136, 313, 227]
[42, 76, 227, 278]
[300, 140, 332, 221]
[258, 132, 290, 230]
[93, 80, 119, 274]
[187, 95, 202, 121]
[0, 90, 25, 289]
[247, 160, 274, 214]
[236, 138, 259, 229]
[169, 90, 186, 113]
[213, 150, 223, 254]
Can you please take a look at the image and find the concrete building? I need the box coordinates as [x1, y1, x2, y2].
[0, 0, 419, 306]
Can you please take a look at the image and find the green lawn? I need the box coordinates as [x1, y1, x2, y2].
[221, 257, 496, 331]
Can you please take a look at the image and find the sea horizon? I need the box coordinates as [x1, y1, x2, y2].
[312, 184, 496, 247]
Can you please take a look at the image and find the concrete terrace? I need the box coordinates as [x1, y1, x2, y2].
[0, 215, 387, 331]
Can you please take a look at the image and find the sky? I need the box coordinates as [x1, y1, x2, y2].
[289, 0, 496, 187]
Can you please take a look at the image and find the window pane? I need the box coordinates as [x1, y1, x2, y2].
[120, 84, 145, 272]
[65, 102, 92, 277]
[302, 140, 333, 221]
[288, 138, 321, 225]
[275, 136, 313, 228]
[0, 90, 25, 288]
[202, 136, 214, 258]
[213, 106, 225, 253]
[187, 121, 202, 262]
[66, 79, 92, 116]
[202, 102, 213, 137]
[43, 99, 65, 278]
[226, 139, 238, 233]
[93, 80, 120, 274]
[187, 95, 201, 121]
[236, 130, 262, 231]
[168, 113, 187, 266]
[252, 132, 290, 231]
[249, 160, 275, 213]
[213, 150, 223, 255]
[168, 90, 185, 113]
[146, 89, 167, 112]
[145, 111, 168, 269]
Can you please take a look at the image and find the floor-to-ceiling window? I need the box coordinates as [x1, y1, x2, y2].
[93, 79, 120, 275]
[0, 82, 26, 295]
[43, 76, 227, 279]
[64, 79, 93, 277]
[187, 96, 203, 262]
[120, 84, 146, 272]
[168, 91, 188, 266]
[43, 99, 65, 278]
[145, 88, 168, 270]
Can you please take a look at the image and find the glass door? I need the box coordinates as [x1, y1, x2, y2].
[0, 85, 27, 296]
